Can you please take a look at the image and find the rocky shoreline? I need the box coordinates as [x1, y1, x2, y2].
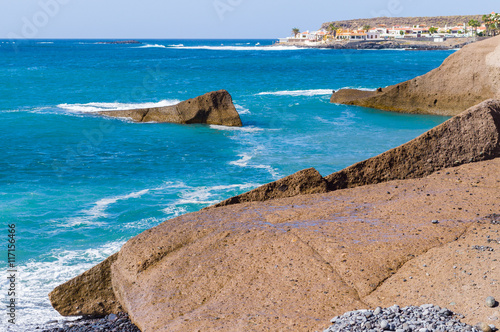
[273, 37, 481, 50]
[324, 304, 496, 332]
[41, 312, 140, 332]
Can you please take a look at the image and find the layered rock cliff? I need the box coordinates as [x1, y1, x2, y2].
[98, 90, 243, 127]
[331, 35, 500, 116]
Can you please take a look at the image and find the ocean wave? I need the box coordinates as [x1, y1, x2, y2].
[37, 42, 54, 44]
[168, 43, 184, 47]
[235, 104, 250, 115]
[57, 100, 180, 113]
[138, 44, 167, 48]
[0, 241, 124, 330]
[339, 86, 377, 91]
[257, 89, 334, 97]
[169, 45, 301, 51]
[230, 153, 280, 179]
[175, 183, 258, 205]
[63, 189, 150, 227]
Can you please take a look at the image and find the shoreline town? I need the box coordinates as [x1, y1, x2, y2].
[275, 12, 499, 49]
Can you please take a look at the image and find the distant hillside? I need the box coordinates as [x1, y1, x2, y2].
[321, 15, 484, 30]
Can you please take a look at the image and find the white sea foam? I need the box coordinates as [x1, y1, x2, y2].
[161, 206, 188, 217]
[230, 153, 280, 179]
[257, 88, 376, 97]
[257, 89, 334, 97]
[230, 153, 253, 167]
[0, 241, 124, 331]
[57, 100, 180, 113]
[122, 216, 165, 229]
[170, 45, 301, 51]
[209, 125, 264, 132]
[176, 183, 258, 205]
[138, 44, 167, 48]
[235, 104, 250, 114]
[168, 43, 184, 47]
[341, 87, 377, 91]
[64, 189, 150, 227]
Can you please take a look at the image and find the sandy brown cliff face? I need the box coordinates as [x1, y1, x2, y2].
[98, 90, 243, 127]
[331, 35, 500, 116]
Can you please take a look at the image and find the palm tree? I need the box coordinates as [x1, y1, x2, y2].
[292, 28, 300, 37]
[483, 12, 500, 36]
[483, 14, 491, 36]
[468, 19, 480, 36]
[363, 25, 371, 32]
[328, 24, 339, 37]
[429, 27, 438, 35]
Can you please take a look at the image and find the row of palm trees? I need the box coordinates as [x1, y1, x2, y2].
[481, 12, 500, 36]
[292, 12, 500, 38]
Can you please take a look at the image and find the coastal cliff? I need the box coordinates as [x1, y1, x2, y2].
[331, 35, 500, 116]
[98, 90, 243, 127]
[49, 100, 500, 331]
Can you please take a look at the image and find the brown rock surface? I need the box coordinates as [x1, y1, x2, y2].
[325, 99, 500, 191]
[49, 253, 122, 316]
[211, 167, 328, 208]
[98, 90, 242, 126]
[331, 35, 500, 116]
[50, 159, 500, 331]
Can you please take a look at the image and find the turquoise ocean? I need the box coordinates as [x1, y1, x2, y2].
[0, 39, 453, 330]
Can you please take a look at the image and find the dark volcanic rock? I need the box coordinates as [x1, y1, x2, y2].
[325, 99, 500, 190]
[331, 35, 500, 116]
[210, 167, 328, 208]
[49, 253, 122, 317]
[99, 90, 243, 127]
[41, 312, 140, 332]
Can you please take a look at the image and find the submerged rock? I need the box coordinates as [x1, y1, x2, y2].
[331, 35, 500, 116]
[98, 90, 243, 127]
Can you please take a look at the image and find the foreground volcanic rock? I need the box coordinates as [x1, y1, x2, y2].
[98, 90, 242, 126]
[50, 159, 500, 331]
[331, 35, 500, 116]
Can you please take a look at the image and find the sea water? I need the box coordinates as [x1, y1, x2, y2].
[0, 39, 453, 330]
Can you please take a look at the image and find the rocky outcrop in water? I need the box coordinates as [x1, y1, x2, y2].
[98, 90, 243, 127]
[331, 35, 500, 116]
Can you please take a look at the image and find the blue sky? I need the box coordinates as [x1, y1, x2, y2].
[1, 0, 498, 39]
